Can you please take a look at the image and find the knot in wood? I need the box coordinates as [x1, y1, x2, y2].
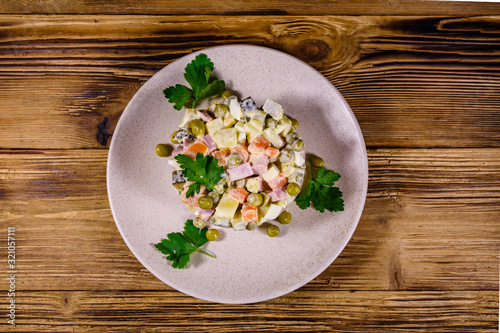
[290, 39, 331, 63]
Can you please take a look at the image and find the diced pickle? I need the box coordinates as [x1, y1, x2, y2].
[279, 148, 294, 163]
[172, 170, 187, 184]
[240, 97, 257, 112]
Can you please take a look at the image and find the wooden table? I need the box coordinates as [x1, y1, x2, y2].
[1, 1, 499, 331]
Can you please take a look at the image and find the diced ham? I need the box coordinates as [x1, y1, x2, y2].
[230, 144, 249, 162]
[226, 162, 254, 181]
[266, 172, 287, 189]
[201, 134, 217, 152]
[242, 203, 258, 223]
[198, 111, 213, 122]
[196, 208, 214, 221]
[249, 153, 269, 175]
[228, 187, 249, 203]
[248, 135, 270, 154]
[264, 147, 280, 158]
[172, 145, 184, 157]
[211, 149, 230, 166]
[184, 140, 209, 159]
[268, 188, 288, 202]
[182, 137, 194, 153]
[180, 184, 206, 207]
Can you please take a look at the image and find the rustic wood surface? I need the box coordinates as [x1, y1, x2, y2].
[0, 3, 499, 332]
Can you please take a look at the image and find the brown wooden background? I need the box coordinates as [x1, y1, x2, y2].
[0, 1, 499, 332]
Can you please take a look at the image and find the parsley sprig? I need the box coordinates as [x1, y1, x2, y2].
[155, 219, 215, 269]
[295, 160, 344, 213]
[163, 53, 226, 110]
[175, 153, 225, 198]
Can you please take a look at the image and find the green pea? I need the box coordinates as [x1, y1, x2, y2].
[247, 193, 263, 207]
[227, 153, 242, 167]
[215, 104, 229, 118]
[259, 192, 270, 207]
[290, 118, 299, 129]
[311, 156, 325, 168]
[208, 191, 220, 205]
[287, 182, 301, 196]
[266, 118, 277, 128]
[193, 217, 206, 229]
[291, 139, 304, 151]
[221, 90, 233, 99]
[198, 196, 213, 210]
[155, 143, 169, 157]
[170, 131, 180, 144]
[206, 229, 220, 241]
[266, 224, 280, 237]
[189, 119, 205, 137]
[277, 211, 292, 225]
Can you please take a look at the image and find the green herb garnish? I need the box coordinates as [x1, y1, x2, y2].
[175, 152, 225, 198]
[295, 160, 344, 213]
[163, 53, 226, 110]
[155, 219, 215, 269]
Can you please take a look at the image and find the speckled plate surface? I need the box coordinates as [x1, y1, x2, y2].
[107, 45, 368, 304]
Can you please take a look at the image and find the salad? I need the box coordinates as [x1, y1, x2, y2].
[154, 53, 344, 268]
[168, 92, 306, 233]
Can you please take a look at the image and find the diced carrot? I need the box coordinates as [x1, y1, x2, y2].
[228, 187, 249, 204]
[180, 185, 206, 207]
[211, 149, 230, 166]
[230, 144, 250, 162]
[184, 140, 209, 159]
[264, 147, 280, 158]
[241, 203, 258, 223]
[266, 172, 288, 189]
[248, 135, 271, 154]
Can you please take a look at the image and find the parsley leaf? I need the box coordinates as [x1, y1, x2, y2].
[175, 153, 225, 197]
[154, 219, 215, 269]
[163, 53, 226, 110]
[295, 160, 344, 213]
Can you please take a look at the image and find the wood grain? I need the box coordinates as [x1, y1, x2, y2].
[0, 290, 497, 332]
[0, 16, 499, 149]
[1, 149, 498, 292]
[1, 0, 500, 16]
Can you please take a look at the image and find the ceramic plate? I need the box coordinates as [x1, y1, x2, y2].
[107, 45, 368, 304]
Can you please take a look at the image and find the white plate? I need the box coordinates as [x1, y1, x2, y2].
[107, 45, 368, 304]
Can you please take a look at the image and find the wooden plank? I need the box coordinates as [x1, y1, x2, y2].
[0, 149, 498, 292]
[0, 290, 497, 332]
[1, 0, 500, 16]
[0, 16, 499, 148]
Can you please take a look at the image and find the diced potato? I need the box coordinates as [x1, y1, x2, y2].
[224, 114, 236, 127]
[234, 121, 245, 133]
[180, 108, 199, 127]
[247, 118, 264, 132]
[214, 193, 240, 220]
[246, 177, 261, 193]
[237, 131, 246, 143]
[263, 128, 284, 148]
[278, 117, 293, 136]
[259, 203, 283, 222]
[206, 117, 224, 135]
[262, 98, 284, 121]
[293, 149, 306, 167]
[213, 128, 238, 149]
[213, 217, 231, 227]
[229, 97, 243, 120]
[262, 164, 280, 182]
[231, 219, 247, 231]
[244, 121, 263, 143]
[248, 110, 267, 123]
[281, 162, 296, 177]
